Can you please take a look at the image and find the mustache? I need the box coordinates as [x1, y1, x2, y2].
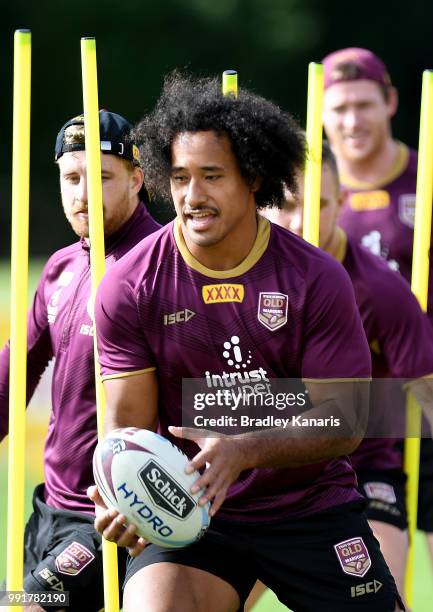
[182, 206, 218, 215]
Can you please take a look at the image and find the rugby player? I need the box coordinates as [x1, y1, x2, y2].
[0, 111, 160, 611]
[322, 47, 433, 566]
[261, 140, 433, 604]
[90, 72, 404, 611]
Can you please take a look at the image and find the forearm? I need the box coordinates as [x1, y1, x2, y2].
[235, 433, 361, 470]
[233, 381, 367, 468]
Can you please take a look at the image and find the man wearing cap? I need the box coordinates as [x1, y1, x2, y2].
[322, 47, 433, 569]
[0, 110, 160, 610]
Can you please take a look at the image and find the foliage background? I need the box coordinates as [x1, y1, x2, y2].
[0, 0, 432, 256]
[1, 2, 433, 608]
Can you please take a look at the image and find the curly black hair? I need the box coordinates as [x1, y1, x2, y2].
[134, 71, 306, 209]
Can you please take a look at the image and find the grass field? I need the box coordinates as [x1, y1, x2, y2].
[1, 260, 433, 609]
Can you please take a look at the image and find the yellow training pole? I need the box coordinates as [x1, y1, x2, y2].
[404, 69, 433, 607]
[6, 29, 31, 609]
[80, 37, 119, 612]
[222, 69, 238, 98]
[303, 62, 324, 247]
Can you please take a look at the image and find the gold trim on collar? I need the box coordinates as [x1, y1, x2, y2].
[340, 142, 409, 190]
[173, 215, 270, 279]
[334, 227, 348, 264]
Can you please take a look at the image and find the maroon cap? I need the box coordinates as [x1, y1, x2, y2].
[322, 47, 391, 90]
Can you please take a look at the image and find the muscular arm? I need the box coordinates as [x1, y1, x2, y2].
[103, 371, 159, 433]
[0, 272, 53, 442]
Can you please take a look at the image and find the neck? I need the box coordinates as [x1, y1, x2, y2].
[182, 212, 258, 271]
[324, 227, 342, 259]
[338, 137, 400, 185]
[324, 226, 347, 264]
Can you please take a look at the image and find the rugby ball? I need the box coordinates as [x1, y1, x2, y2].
[93, 427, 210, 548]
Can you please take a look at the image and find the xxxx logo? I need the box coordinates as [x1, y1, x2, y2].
[202, 284, 244, 304]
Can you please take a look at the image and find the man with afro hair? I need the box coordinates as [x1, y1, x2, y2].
[90, 72, 403, 611]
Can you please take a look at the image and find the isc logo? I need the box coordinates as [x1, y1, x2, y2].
[350, 580, 382, 597]
[164, 309, 195, 325]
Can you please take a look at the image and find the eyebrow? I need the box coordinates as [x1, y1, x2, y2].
[171, 165, 224, 172]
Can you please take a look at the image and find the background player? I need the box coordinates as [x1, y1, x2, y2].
[262, 140, 433, 604]
[90, 72, 403, 611]
[322, 46, 433, 566]
[0, 111, 160, 610]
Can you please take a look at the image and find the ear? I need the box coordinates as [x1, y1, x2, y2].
[130, 166, 144, 196]
[251, 176, 262, 193]
[336, 188, 347, 219]
[386, 86, 398, 119]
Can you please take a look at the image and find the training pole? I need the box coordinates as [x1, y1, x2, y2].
[6, 29, 31, 610]
[222, 69, 238, 98]
[303, 62, 324, 247]
[80, 37, 120, 612]
[404, 69, 433, 608]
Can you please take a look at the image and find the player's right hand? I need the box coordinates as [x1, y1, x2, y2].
[87, 485, 147, 557]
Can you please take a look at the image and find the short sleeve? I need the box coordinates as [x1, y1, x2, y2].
[302, 260, 371, 380]
[95, 270, 155, 379]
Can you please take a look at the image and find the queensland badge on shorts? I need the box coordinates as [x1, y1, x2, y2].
[257, 292, 288, 331]
[334, 537, 371, 578]
[55, 541, 95, 576]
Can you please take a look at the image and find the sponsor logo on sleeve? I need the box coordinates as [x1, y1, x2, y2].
[398, 194, 416, 228]
[334, 537, 371, 577]
[257, 292, 288, 331]
[363, 482, 397, 504]
[55, 541, 95, 576]
[349, 190, 390, 211]
[202, 284, 244, 304]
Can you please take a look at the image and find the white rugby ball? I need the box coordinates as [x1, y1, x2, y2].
[93, 427, 210, 548]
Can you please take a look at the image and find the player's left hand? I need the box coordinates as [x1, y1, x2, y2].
[168, 426, 254, 517]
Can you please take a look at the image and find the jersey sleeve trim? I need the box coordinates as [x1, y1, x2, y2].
[403, 372, 433, 389]
[302, 377, 372, 383]
[101, 367, 156, 381]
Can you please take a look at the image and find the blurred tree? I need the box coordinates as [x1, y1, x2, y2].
[0, 0, 430, 256]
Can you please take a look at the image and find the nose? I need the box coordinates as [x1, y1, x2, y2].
[76, 177, 88, 205]
[184, 177, 206, 208]
[343, 108, 361, 131]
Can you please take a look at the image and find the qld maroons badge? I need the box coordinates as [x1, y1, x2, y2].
[257, 292, 288, 331]
[55, 541, 95, 576]
[334, 537, 371, 578]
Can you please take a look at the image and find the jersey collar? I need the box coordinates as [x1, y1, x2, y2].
[173, 215, 270, 279]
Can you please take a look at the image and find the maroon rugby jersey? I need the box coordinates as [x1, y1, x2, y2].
[339, 142, 433, 323]
[0, 203, 160, 513]
[337, 230, 433, 471]
[96, 217, 371, 522]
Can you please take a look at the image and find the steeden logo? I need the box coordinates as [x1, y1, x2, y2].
[202, 284, 244, 304]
